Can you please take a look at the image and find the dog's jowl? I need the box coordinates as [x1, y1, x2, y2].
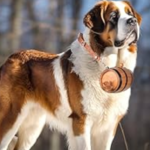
[0, 1, 141, 150]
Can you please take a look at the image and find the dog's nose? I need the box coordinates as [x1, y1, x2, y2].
[127, 18, 137, 26]
[114, 40, 124, 47]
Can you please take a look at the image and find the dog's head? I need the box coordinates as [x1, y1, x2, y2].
[84, 1, 142, 51]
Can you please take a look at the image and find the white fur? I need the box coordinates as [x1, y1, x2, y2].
[113, 1, 132, 41]
[50, 56, 72, 132]
[7, 136, 18, 150]
[91, 117, 117, 150]
[75, 119, 92, 150]
[52, 55, 72, 119]
[71, 25, 135, 114]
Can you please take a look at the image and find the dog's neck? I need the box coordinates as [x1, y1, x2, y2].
[70, 28, 137, 79]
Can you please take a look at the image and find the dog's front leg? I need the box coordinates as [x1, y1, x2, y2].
[75, 126, 91, 150]
[91, 124, 115, 150]
[91, 116, 124, 150]
[69, 117, 92, 150]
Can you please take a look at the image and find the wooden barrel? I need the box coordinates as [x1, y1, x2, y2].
[100, 67, 133, 93]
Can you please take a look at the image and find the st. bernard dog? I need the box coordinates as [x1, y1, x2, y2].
[0, 1, 141, 150]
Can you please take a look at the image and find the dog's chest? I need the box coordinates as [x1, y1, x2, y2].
[70, 47, 133, 120]
[81, 77, 130, 119]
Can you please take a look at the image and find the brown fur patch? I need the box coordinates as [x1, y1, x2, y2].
[128, 44, 137, 53]
[0, 50, 60, 141]
[68, 71, 86, 136]
[28, 59, 61, 114]
[60, 50, 86, 136]
[88, 2, 117, 55]
[0, 54, 28, 141]
[89, 33, 106, 55]
[124, 6, 133, 16]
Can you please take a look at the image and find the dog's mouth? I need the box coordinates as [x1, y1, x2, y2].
[114, 30, 137, 48]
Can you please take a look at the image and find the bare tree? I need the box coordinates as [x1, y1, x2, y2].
[10, 0, 23, 52]
[25, 0, 40, 49]
[54, 0, 65, 52]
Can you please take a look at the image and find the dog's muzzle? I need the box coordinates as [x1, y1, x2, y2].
[114, 17, 138, 47]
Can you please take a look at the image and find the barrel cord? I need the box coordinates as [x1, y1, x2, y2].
[119, 122, 129, 150]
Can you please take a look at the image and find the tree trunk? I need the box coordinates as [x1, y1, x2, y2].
[69, 0, 82, 43]
[10, 0, 23, 52]
[26, 0, 42, 49]
[54, 0, 64, 52]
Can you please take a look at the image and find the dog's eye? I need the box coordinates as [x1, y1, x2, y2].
[110, 12, 117, 19]
[127, 10, 133, 16]
[109, 11, 118, 25]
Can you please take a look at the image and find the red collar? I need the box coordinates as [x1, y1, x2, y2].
[77, 33, 100, 61]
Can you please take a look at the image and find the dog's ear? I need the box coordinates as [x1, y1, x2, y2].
[83, 1, 109, 33]
[132, 7, 142, 25]
[134, 11, 142, 25]
[124, 1, 142, 25]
